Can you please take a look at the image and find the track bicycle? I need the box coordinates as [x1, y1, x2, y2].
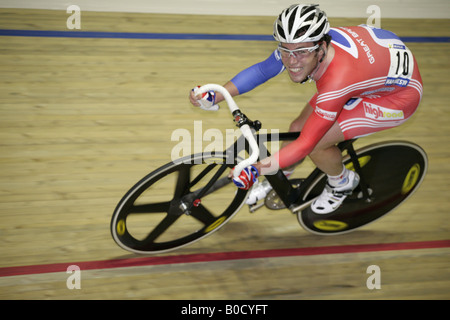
[111, 84, 428, 254]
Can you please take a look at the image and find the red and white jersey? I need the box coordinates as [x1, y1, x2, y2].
[276, 25, 423, 168]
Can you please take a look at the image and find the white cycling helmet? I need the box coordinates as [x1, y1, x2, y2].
[273, 4, 330, 43]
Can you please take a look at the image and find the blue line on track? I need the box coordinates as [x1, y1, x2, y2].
[0, 29, 449, 42]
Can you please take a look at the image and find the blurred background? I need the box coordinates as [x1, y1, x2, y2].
[0, 0, 449, 300]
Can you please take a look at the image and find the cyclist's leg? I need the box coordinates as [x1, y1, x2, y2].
[313, 83, 422, 175]
[311, 88, 421, 214]
[309, 120, 346, 176]
[338, 88, 421, 142]
[308, 120, 360, 214]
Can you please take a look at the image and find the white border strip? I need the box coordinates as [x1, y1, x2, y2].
[0, 0, 449, 19]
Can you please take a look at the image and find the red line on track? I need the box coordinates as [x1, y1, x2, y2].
[1, 240, 449, 277]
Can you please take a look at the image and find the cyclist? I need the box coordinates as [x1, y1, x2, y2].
[189, 4, 423, 214]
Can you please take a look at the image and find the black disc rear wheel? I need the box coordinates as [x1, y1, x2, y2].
[298, 141, 427, 235]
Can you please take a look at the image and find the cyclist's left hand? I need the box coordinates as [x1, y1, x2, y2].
[191, 86, 219, 111]
[231, 165, 259, 190]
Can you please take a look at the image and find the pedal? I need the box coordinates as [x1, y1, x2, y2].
[264, 178, 303, 210]
[248, 201, 265, 213]
[356, 187, 373, 202]
[264, 189, 286, 210]
[249, 178, 303, 212]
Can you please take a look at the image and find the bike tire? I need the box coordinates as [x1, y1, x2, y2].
[111, 152, 247, 254]
[297, 141, 428, 235]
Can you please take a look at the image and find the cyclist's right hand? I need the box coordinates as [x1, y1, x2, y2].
[189, 86, 219, 111]
[231, 165, 259, 190]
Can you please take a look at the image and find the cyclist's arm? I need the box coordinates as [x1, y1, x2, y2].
[192, 50, 284, 105]
[260, 97, 343, 171]
[275, 111, 337, 168]
[228, 49, 285, 96]
[253, 110, 337, 175]
[209, 81, 240, 105]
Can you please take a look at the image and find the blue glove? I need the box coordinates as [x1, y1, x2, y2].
[232, 165, 259, 190]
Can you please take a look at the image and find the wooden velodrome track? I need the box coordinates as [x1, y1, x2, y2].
[0, 7, 449, 301]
